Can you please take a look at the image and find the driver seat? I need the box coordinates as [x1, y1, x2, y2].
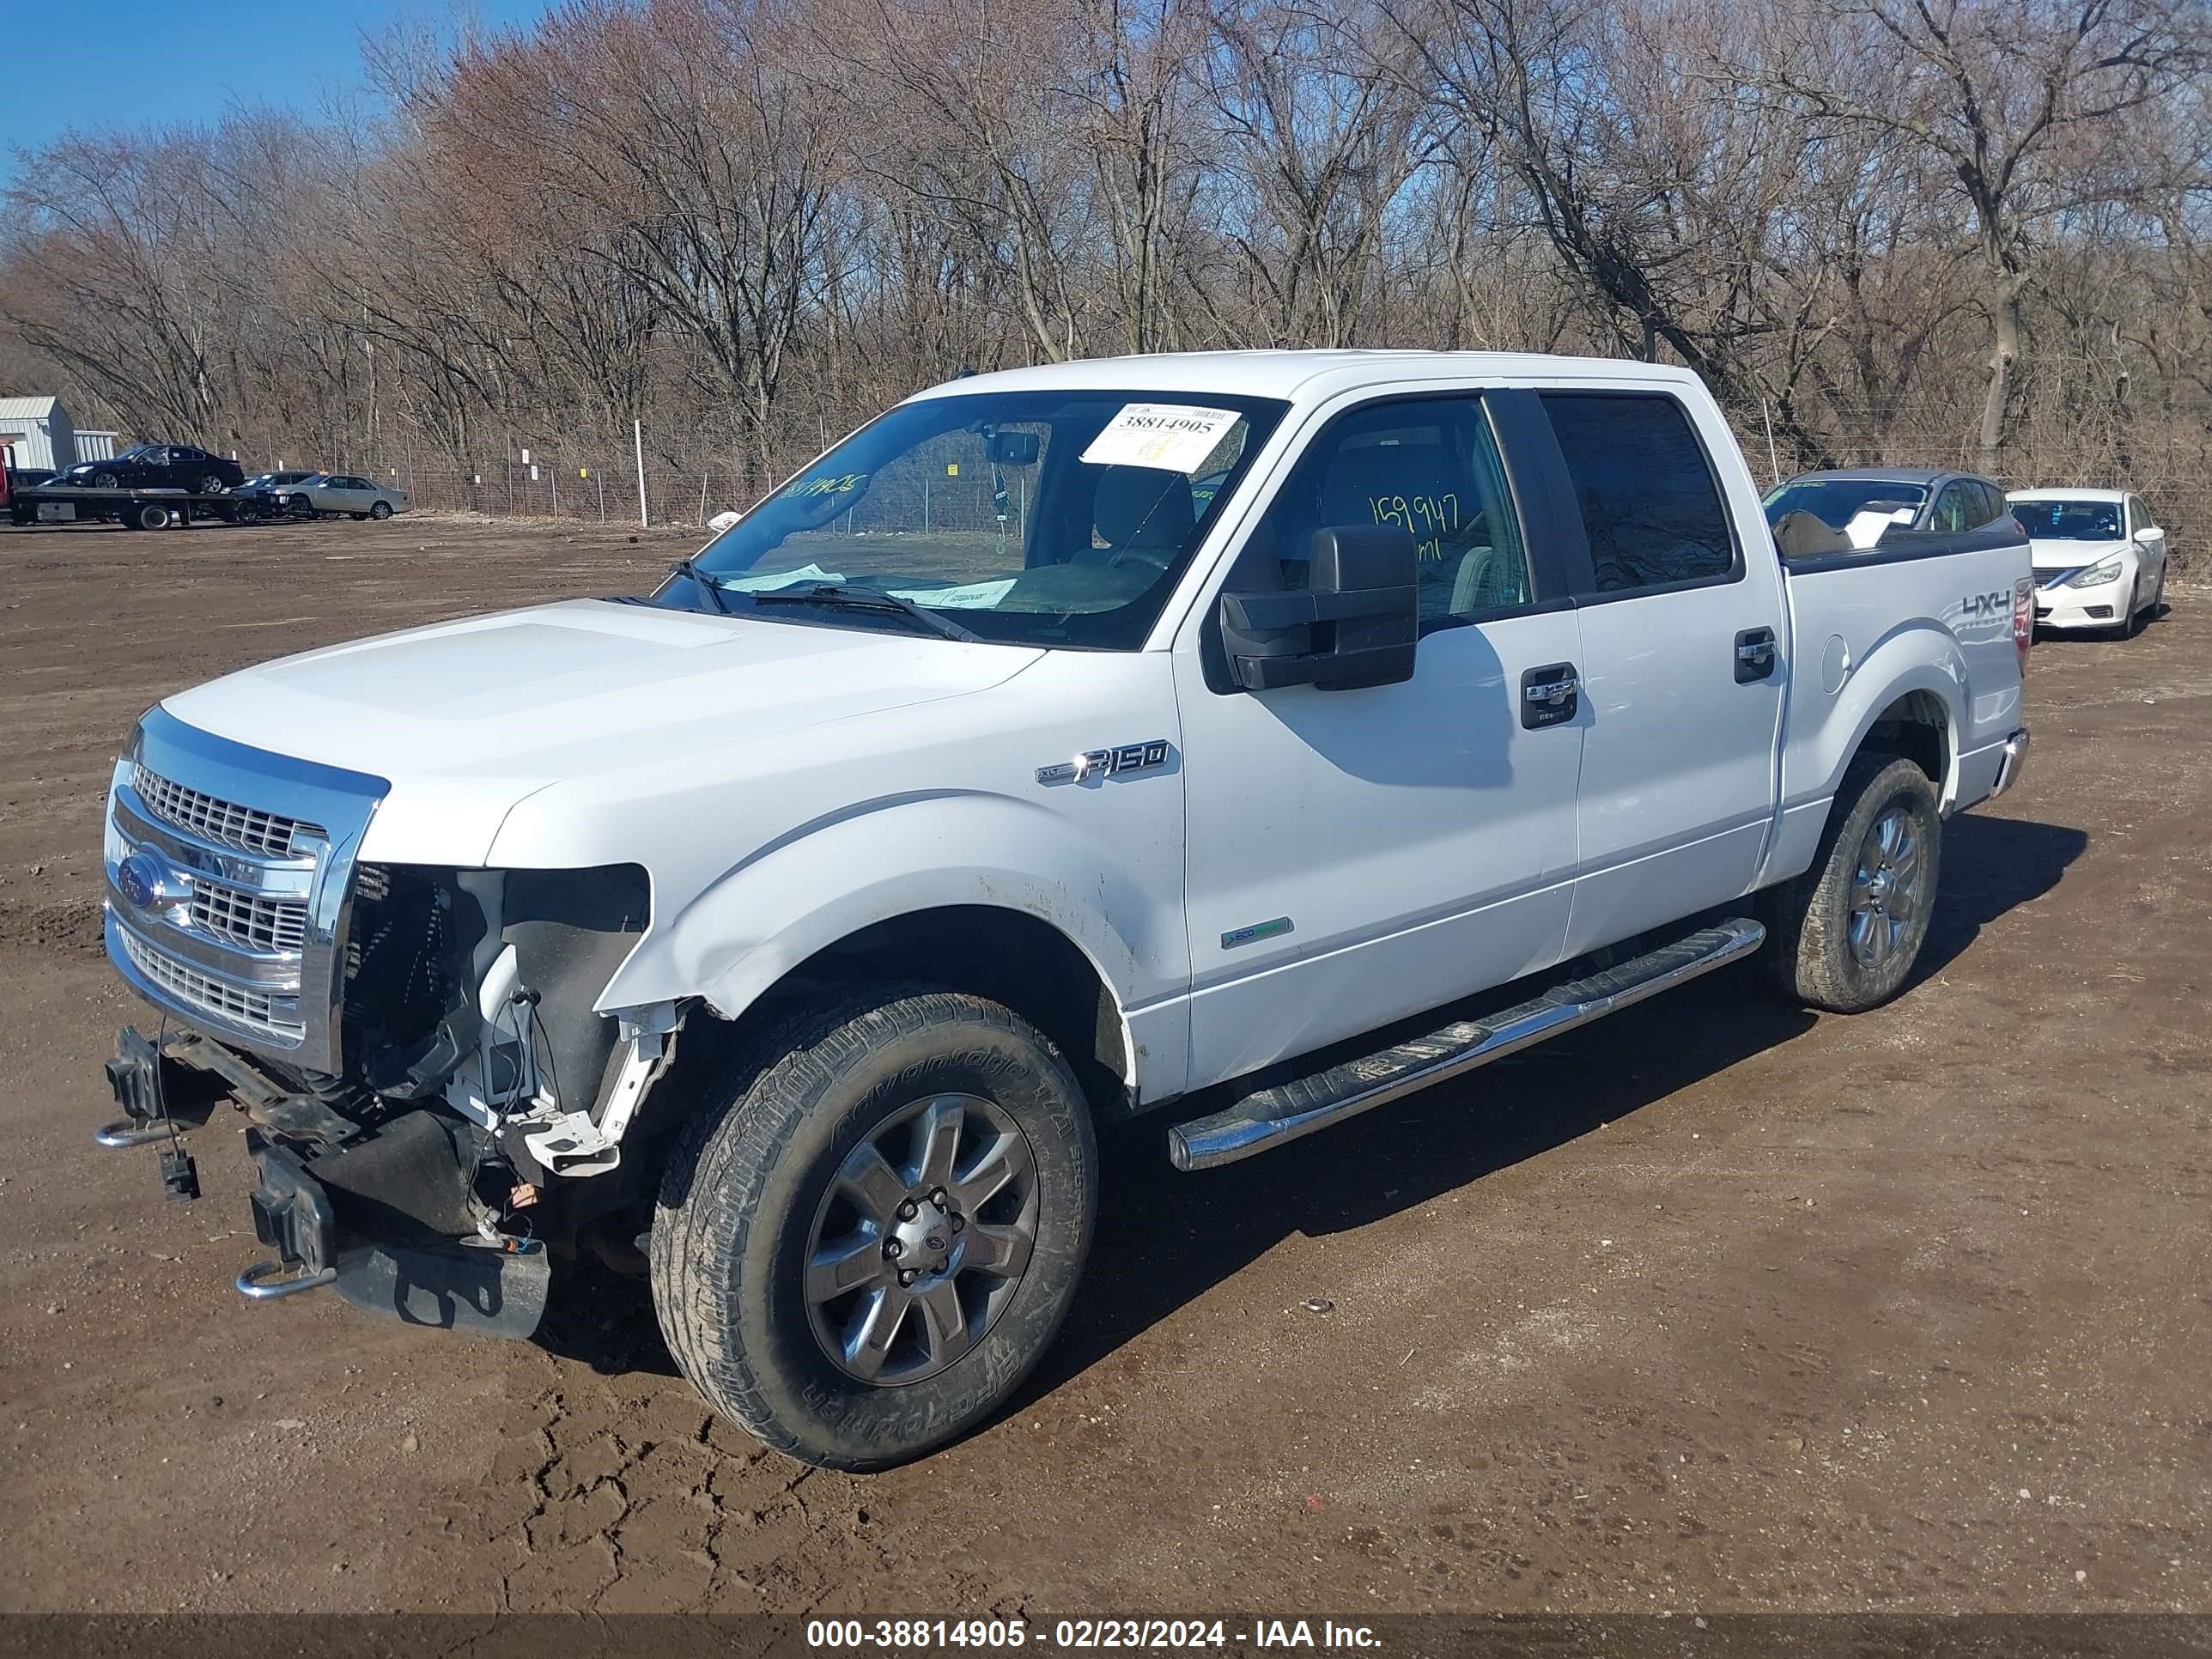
[1079, 466, 1194, 562]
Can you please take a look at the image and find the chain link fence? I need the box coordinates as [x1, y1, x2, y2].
[356, 411, 2212, 579]
[372, 459, 775, 530]
[1727, 409, 2212, 580]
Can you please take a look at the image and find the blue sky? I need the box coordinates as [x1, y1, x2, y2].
[1, 0, 554, 173]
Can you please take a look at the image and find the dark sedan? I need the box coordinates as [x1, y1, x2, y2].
[1763, 467, 2015, 543]
[55, 443, 246, 494]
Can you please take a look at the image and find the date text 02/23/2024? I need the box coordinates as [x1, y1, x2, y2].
[805, 1619, 1382, 1650]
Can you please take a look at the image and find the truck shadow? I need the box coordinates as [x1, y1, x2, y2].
[532, 814, 2085, 1430]
[1024, 810, 2085, 1405]
[1908, 811, 2087, 987]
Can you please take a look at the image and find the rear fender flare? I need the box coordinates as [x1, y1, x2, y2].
[1792, 625, 1966, 803]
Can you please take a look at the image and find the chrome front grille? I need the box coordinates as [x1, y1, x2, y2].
[132, 762, 321, 857]
[190, 880, 310, 951]
[105, 709, 386, 1073]
[118, 927, 304, 1041]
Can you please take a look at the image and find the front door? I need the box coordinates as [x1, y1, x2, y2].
[1176, 390, 1583, 1091]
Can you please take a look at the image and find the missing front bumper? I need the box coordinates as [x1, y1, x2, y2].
[100, 1024, 552, 1339]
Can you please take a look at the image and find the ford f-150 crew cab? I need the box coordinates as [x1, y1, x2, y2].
[94, 350, 2033, 1468]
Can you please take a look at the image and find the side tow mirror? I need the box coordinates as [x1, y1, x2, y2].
[1218, 525, 1419, 691]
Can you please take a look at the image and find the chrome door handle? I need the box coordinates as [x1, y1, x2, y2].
[1734, 628, 1778, 682]
[1521, 662, 1579, 729]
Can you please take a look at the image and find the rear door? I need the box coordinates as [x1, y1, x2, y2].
[1529, 388, 1788, 957]
[1176, 387, 1584, 1088]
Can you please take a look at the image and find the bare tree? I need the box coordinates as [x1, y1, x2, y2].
[1735, 0, 2208, 459]
[4, 0, 2209, 551]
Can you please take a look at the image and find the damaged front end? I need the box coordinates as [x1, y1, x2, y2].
[98, 710, 677, 1339]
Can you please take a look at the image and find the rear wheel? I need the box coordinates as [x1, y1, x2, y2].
[369, 500, 393, 520]
[650, 987, 1097, 1469]
[195, 473, 227, 495]
[1761, 752, 1942, 1013]
[131, 501, 173, 532]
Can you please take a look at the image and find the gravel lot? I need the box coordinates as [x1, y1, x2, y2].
[1, 514, 2206, 1616]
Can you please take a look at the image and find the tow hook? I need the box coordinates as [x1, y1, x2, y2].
[96, 1026, 201, 1201]
[235, 1261, 337, 1299]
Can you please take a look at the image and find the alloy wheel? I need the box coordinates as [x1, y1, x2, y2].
[804, 1093, 1039, 1385]
[1847, 805, 1923, 968]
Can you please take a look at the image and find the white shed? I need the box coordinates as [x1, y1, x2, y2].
[0, 396, 82, 471]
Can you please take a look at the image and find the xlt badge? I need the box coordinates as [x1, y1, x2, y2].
[1036, 738, 1171, 786]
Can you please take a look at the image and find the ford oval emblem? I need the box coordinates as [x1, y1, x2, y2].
[117, 848, 186, 910]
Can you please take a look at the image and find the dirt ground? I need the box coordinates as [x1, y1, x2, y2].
[1, 512, 2206, 1618]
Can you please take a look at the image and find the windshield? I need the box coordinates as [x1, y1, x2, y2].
[2009, 499, 2122, 542]
[1762, 477, 1929, 530]
[112, 446, 156, 463]
[664, 390, 1289, 648]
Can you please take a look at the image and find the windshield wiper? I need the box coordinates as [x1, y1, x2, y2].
[748, 582, 981, 644]
[665, 556, 732, 616]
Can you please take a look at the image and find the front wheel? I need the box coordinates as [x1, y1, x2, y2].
[1760, 752, 1942, 1013]
[650, 988, 1097, 1469]
[91, 471, 118, 489]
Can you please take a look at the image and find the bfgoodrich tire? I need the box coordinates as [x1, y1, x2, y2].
[1760, 752, 1942, 1013]
[650, 988, 1097, 1470]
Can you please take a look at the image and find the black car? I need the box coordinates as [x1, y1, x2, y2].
[236, 470, 321, 500]
[56, 443, 246, 494]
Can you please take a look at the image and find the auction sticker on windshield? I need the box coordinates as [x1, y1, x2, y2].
[1080, 404, 1240, 474]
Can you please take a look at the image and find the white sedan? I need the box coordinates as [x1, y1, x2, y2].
[283, 472, 408, 521]
[2009, 486, 2170, 637]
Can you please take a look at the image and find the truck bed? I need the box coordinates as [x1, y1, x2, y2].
[1763, 520, 2032, 885]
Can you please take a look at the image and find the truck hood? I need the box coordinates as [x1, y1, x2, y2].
[160, 599, 1043, 863]
[2028, 537, 2129, 575]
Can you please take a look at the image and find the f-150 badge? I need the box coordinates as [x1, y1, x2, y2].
[1036, 738, 1171, 786]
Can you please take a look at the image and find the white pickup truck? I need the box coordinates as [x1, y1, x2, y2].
[95, 351, 2033, 1468]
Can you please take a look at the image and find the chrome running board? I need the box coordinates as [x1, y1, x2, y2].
[1168, 917, 1767, 1171]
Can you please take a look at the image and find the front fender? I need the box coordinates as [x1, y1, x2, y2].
[592, 790, 1188, 1101]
